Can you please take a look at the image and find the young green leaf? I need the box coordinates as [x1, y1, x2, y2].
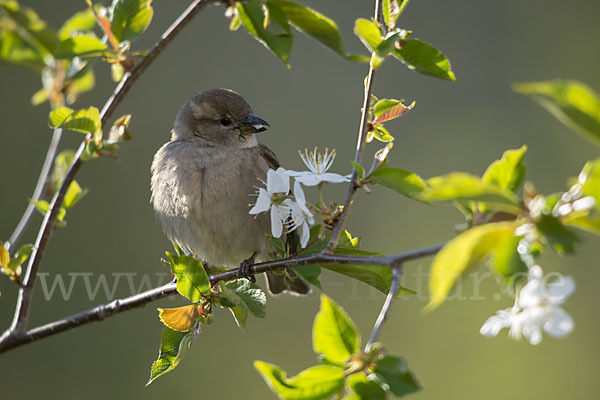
[372, 99, 414, 124]
[491, 235, 528, 286]
[54, 35, 109, 58]
[294, 264, 322, 289]
[0, 30, 46, 71]
[237, 1, 293, 67]
[110, 0, 154, 43]
[313, 294, 360, 366]
[382, 0, 409, 30]
[218, 279, 267, 318]
[536, 214, 579, 255]
[63, 180, 87, 209]
[393, 39, 456, 81]
[321, 262, 415, 297]
[0, 0, 59, 55]
[420, 173, 521, 214]
[369, 166, 426, 198]
[371, 125, 394, 142]
[513, 80, 600, 148]
[7, 244, 33, 273]
[373, 355, 420, 397]
[167, 253, 210, 302]
[427, 222, 517, 310]
[58, 8, 96, 40]
[354, 18, 382, 52]
[270, 0, 346, 58]
[482, 146, 527, 192]
[254, 361, 345, 400]
[580, 158, 600, 203]
[147, 327, 194, 385]
[0, 241, 9, 268]
[564, 212, 600, 235]
[48, 106, 102, 141]
[227, 305, 249, 331]
[345, 373, 387, 400]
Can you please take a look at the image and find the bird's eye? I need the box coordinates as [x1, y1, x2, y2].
[220, 117, 232, 126]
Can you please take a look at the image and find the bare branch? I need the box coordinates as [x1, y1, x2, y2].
[0, 243, 443, 354]
[326, 0, 382, 253]
[365, 264, 403, 353]
[4, 0, 215, 335]
[6, 128, 63, 251]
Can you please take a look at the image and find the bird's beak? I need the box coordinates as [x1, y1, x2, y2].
[239, 114, 270, 135]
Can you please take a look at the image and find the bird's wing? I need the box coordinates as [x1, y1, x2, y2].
[257, 143, 280, 169]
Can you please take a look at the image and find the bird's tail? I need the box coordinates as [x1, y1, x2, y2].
[266, 268, 311, 295]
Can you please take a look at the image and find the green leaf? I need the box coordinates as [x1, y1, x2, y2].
[48, 106, 102, 140]
[373, 355, 420, 397]
[267, 235, 286, 254]
[63, 180, 87, 209]
[354, 18, 382, 52]
[321, 262, 415, 297]
[513, 80, 600, 148]
[382, 0, 409, 30]
[147, 327, 193, 385]
[0, 0, 59, 55]
[351, 161, 365, 179]
[482, 146, 527, 192]
[0, 30, 45, 71]
[393, 39, 456, 81]
[427, 222, 517, 310]
[294, 264, 322, 289]
[580, 158, 600, 204]
[313, 294, 360, 366]
[370, 166, 426, 198]
[345, 373, 386, 400]
[166, 253, 210, 302]
[110, 0, 154, 43]
[491, 235, 528, 285]
[218, 279, 266, 318]
[50, 150, 75, 192]
[270, 0, 345, 57]
[54, 35, 109, 58]
[536, 214, 579, 255]
[420, 173, 521, 214]
[32, 199, 66, 223]
[564, 212, 600, 235]
[255, 361, 345, 400]
[7, 244, 32, 272]
[58, 8, 96, 40]
[228, 305, 248, 331]
[0, 241, 9, 268]
[237, 1, 292, 67]
[371, 125, 394, 142]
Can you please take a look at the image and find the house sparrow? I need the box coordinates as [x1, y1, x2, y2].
[151, 88, 310, 295]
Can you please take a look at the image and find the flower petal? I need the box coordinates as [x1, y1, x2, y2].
[295, 174, 323, 186]
[480, 310, 513, 337]
[544, 306, 574, 338]
[270, 205, 288, 238]
[300, 222, 310, 248]
[293, 180, 306, 205]
[267, 168, 290, 194]
[249, 188, 271, 214]
[320, 172, 351, 183]
[546, 276, 575, 305]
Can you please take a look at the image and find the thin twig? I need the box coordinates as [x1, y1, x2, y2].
[365, 264, 403, 352]
[326, 0, 382, 253]
[3, 0, 214, 335]
[6, 128, 63, 252]
[0, 243, 442, 354]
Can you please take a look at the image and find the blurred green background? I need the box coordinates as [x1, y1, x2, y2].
[1, 0, 599, 398]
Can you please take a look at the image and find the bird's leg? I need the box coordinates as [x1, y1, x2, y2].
[237, 251, 257, 283]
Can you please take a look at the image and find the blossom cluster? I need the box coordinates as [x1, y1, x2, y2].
[249, 148, 350, 248]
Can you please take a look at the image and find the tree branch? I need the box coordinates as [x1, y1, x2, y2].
[6, 128, 63, 252]
[365, 264, 402, 352]
[3, 0, 215, 335]
[0, 243, 443, 354]
[326, 0, 382, 253]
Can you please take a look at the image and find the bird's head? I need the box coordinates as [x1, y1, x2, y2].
[172, 88, 269, 147]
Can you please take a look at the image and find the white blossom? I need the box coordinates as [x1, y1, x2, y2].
[285, 181, 315, 248]
[480, 265, 575, 345]
[249, 167, 290, 238]
[286, 148, 351, 186]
